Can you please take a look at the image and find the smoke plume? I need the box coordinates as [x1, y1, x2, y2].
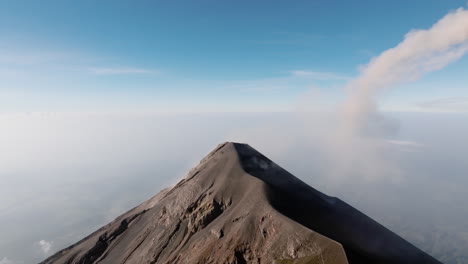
[343, 7, 468, 135]
[328, 7, 468, 180]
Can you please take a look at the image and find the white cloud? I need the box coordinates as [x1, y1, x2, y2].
[89, 67, 160, 75]
[0, 257, 14, 264]
[290, 70, 349, 80]
[38, 240, 53, 255]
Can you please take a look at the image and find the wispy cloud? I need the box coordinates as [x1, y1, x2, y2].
[0, 257, 14, 264]
[417, 97, 468, 112]
[223, 69, 346, 94]
[290, 70, 349, 80]
[0, 50, 73, 78]
[228, 81, 290, 92]
[38, 240, 53, 255]
[89, 67, 160, 75]
[250, 32, 325, 45]
[384, 140, 423, 153]
[0, 51, 67, 65]
[385, 140, 422, 147]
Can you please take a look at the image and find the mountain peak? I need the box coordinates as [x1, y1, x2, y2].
[41, 142, 441, 264]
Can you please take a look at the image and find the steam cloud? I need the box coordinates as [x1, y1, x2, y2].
[342, 7, 468, 135]
[38, 240, 53, 255]
[320, 7, 468, 181]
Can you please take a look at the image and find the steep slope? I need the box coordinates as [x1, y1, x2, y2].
[234, 143, 441, 264]
[41, 142, 441, 264]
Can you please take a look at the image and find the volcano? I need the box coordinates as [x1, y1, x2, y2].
[41, 142, 441, 264]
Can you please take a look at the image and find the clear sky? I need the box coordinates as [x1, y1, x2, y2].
[1, 0, 468, 112]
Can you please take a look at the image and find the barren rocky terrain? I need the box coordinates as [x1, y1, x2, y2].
[41, 142, 441, 264]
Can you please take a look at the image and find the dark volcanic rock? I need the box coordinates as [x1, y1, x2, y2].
[41, 142, 442, 264]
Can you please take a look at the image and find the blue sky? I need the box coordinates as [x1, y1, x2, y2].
[1, 0, 468, 112]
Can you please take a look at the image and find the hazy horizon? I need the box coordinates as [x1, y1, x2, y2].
[1, 111, 467, 263]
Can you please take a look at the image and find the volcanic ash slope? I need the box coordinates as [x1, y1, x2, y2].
[41, 142, 442, 264]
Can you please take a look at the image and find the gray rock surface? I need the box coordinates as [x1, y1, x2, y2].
[40, 142, 441, 264]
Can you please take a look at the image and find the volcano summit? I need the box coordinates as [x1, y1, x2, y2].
[41, 142, 441, 264]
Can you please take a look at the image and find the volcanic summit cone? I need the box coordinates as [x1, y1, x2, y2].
[41, 142, 441, 264]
